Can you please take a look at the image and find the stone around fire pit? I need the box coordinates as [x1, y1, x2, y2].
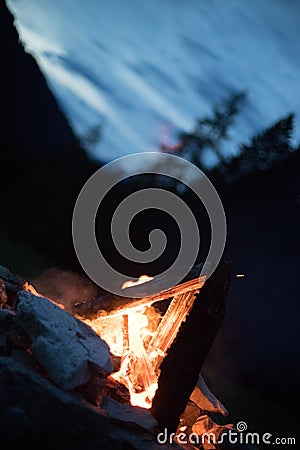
[0, 357, 122, 450]
[101, 396, 158, 433]
[15, 290, 113, 390]
[0, 309, 15, 356]
[190, 374, 228, 416]
[0, 308, 32, 352]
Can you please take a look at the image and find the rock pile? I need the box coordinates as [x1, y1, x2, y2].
[0, 265, 255, 449]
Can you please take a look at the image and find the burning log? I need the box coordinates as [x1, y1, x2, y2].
[151, 260, 231, 432]
[82, 270, 206, 409]
[79, 261, 231, 419]
[147, 289, 200, 372]
[74, 273, 206, 318]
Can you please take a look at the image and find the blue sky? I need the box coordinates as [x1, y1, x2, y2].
[7, 0, 300, 163]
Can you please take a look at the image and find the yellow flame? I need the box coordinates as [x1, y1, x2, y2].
[85, 304, 161, 409]
[121, 274, 154, 289]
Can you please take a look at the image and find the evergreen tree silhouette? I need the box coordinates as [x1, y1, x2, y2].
[219, 113, 296, 182]
[178, 91, 246, 167]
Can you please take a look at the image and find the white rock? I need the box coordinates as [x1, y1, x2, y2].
[16, 290, 112, 390]
[101, 396, 157, 433]
[190, 374, 228, 416]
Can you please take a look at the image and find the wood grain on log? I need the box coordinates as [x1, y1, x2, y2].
[74, 274, 205, 318]
[151, 260, 231, 432]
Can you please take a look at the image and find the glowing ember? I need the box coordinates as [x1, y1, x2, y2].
[85, 275, 205, 409]
[84, 305, 161, 409]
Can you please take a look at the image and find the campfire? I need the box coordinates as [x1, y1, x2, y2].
[83, 274, 206, 409]
[0, 262, 236, 449]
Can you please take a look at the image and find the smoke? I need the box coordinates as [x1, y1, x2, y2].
[32, 268, 98, 313]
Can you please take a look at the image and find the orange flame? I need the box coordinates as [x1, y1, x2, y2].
[85, 303, 161, 409]
[85, 274, 205, 409]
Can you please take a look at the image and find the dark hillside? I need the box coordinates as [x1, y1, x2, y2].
[0, 1, 99, 270]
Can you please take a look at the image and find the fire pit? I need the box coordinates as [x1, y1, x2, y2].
[0, 262, 238, 450]
[81, 272, 206, 409]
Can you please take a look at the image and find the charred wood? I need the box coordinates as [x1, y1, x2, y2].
[74, 274, 205, 318]
[151, 260, 231, 432]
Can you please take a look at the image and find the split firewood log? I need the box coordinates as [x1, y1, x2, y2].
[151, 260, 231, 432]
